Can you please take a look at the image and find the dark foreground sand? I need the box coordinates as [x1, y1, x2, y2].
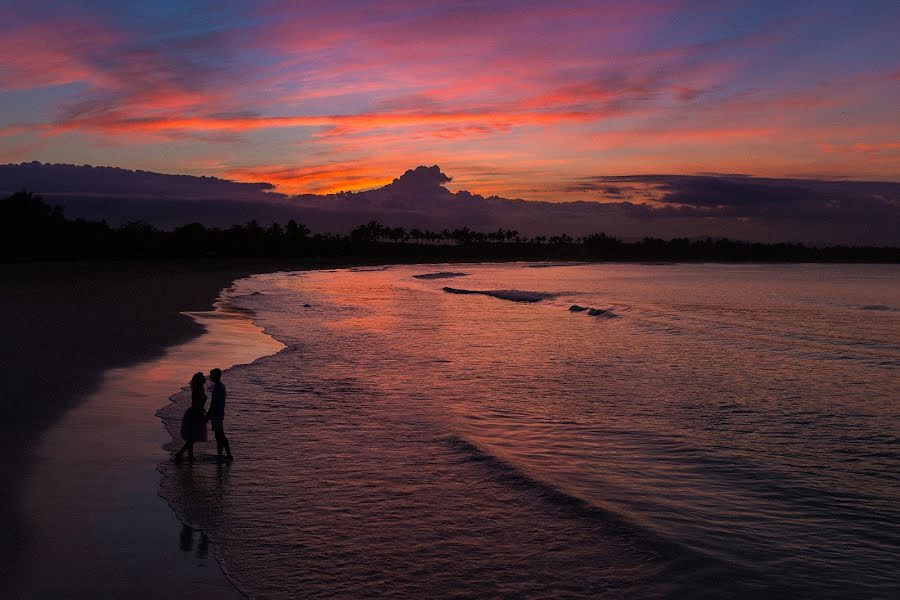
[0, 260, 307, 597]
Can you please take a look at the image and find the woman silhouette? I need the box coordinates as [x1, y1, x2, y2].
[174, 372, 208, 461]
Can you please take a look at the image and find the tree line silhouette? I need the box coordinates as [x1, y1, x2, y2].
[3, 191, 898, 262]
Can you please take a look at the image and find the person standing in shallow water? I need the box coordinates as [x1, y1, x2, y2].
[175, 372, 208, 461]
[208, 368, 233, 460]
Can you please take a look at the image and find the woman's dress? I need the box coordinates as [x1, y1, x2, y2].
[180, 388, 208, 442]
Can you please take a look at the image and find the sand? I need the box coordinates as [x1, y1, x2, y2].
[0, 260, 300, 597]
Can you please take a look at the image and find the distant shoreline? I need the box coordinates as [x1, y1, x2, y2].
[4, 255, 900, 268]
[4, 191, 898, 263]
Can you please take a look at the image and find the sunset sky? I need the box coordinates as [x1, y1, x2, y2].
[1, 0, 898, 200]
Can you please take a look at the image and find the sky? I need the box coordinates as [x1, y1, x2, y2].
[1, 0, 898, 201]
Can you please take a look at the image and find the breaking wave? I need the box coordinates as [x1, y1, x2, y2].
[413, 272, 469, 279]
[569, 305, 619, 318]
[442, 287, 559, 303]
[858, 304, 897, 312]
[524, 262, 588, 268]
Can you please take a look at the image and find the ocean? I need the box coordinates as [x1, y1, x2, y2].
[158, 262, 900, 599]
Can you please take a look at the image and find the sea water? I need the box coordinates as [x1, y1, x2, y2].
[159, 263, 900, 599]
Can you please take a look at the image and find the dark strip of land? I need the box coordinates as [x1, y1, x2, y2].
[4, 191, 899, 262]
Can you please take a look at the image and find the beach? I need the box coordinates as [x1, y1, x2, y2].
[0, 260, 292, 597]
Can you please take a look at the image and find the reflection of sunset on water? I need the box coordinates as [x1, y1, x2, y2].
[152, 263, 900, 599]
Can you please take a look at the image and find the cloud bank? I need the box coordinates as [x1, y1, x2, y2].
[2, 162, 897, 245]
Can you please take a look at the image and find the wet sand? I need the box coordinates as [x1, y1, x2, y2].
[0, 261, 293, 597]
[17, 303, 284, 597]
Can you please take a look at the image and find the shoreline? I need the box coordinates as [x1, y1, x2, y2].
[1, 257, 481, 596]
[154, 299, 286, 597]
[15, 301, 283, 596]
[0, 256, 480, 595]
[0, 260, 303, 597]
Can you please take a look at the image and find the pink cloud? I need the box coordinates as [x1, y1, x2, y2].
[2, 0, 898, 196]
[0, 15, 119, 90]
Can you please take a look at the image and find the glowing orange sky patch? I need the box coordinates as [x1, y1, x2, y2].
[225, 164, 395, 195]
[49, 109, 599, 138]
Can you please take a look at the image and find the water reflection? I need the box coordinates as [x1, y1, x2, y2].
[17, 291, 275, 597]
[159, 263, 900, 599]
[169, 457, 233, 550]
[179, 524, 210, 559]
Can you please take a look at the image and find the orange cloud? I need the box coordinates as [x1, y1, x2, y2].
[48, 109, 598, 138]
[818, 141, 900, 168]
[847, 142, 900, 153]
[225, 164, 395, 195]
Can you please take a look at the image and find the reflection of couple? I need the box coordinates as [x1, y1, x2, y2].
[174, 368, 233, 462]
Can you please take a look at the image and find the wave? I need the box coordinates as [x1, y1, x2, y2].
[524, 262, 588, 268]
[223, 291, 270, 316]
[442, 287, 558, 303]
[440, 434, 628, 524]
[858, 304, 897, 312]
[438, 434, 720, 578]
[569, 304, 619, 318]
[413, 271, 469, 279]
[228, 291, 268, 306]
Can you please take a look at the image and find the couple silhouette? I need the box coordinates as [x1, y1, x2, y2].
[175, 368, 233, 462]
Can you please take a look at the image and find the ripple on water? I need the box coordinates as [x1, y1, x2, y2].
[160, 263, 900, 599]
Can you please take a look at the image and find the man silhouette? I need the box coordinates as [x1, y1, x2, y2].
[208, 368, 233, 460]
